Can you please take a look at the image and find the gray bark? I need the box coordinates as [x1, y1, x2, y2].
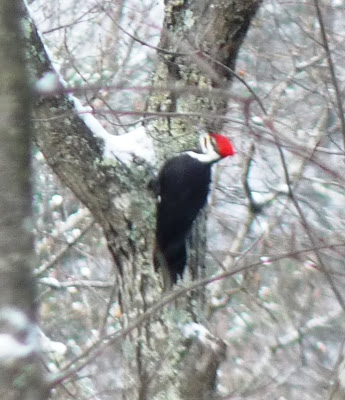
[25, 0, 262, 399]
[0, 1, 47, 398]
[147, 0, 262, 286]
[147, 0, 262, 156]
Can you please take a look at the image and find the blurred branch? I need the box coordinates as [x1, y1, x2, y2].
[219, 144, 259, 271]
[243, 142, 263, 214]
[202, 53, 268, 116]
[42, 5, 100, 34]
[273, 309, 341, 352]
[96, 0, 188, 57]
[38, 278, 113, 289]
[314, 0, 345, 149]
[99, 281, 118, 337]
[35, 219, 95, 277]
[262, 100, 345, 311]
[47, 239, 345, 388]
[275, 134, 345, 311]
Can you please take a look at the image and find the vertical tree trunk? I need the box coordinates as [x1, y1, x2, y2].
[0, 1, 47, 399]
[147, 0, 262, 284]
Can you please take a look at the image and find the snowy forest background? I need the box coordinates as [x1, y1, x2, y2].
[22, 0, 345, 399]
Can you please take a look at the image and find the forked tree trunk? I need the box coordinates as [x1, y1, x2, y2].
[25, 1, 262, 399]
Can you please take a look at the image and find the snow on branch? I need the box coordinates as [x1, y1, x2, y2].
[0, 307, 40, 364]
[71, 96, 155, 165]
[25, 0, 155, 167]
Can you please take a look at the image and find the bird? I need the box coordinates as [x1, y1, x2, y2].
[152, 132, 235, 288]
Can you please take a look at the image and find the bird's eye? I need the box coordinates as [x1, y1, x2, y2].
[203, 136, 208, 149]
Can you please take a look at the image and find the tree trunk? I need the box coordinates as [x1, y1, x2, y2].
[146, 0, 262, 285]
[25, 1, 262, 399]
[0, 1, 47, 398]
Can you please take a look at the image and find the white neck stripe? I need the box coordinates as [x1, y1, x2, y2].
[185, 150, 221, 163]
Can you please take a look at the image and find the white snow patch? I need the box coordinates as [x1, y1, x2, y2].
[0, 334, 35, 361]
[40, 330, 67, 356]
[49, 194, 63, 208]
[183, 322, 209, 341]
[52, 207, 90, 237]
[251, 191, 274, 204]
[71, 96, 155, 165]
[332, 0, 343, 7]
[251, 184, 289, 208]
[34, 71, 62, 96]
[80, 266, 91, 278]
[251, 116, 264, 125]
[260, 256, 272, 265]
[39, 277, 61, 288]
[182, 323, 223, 352]
[25, 1, 155, 167]
[0, 308, 40, 363]
[66, 228, 81, 243]
[102, 126, 155, 165]
[0, 307, 30, 331]
[86, 329, 100, 347]
[72, 302, 85, 314]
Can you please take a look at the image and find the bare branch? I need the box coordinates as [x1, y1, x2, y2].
[35, 219, 95, 277]
[314, 0, 345, 148]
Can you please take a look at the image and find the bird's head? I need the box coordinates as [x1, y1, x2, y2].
[200, 133, 235, 161]
[209, 133, 235, 158]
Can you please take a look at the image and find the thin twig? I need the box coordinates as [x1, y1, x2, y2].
[314, 0, 345, 148]
[274, 133, 345, 311]
[46, 240, 345, 389]
[35, 220, 95, 277]
[202, 53, 268, 116]
[38, 278, 114, 289]
[242, 142, 261, 213]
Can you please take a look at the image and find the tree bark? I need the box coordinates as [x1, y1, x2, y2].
[25, 0, 262, 399]
[146, 0, 262, 286]
[0, 1, 47, 398]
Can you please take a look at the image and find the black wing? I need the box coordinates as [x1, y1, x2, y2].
[154, 154, 211, 283]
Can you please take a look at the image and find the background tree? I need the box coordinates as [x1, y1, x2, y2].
[24, 0, 345, 399]
[0, 1, 47, 398]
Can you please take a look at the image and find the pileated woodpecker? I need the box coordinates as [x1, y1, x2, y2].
[153, 133, 235, 288]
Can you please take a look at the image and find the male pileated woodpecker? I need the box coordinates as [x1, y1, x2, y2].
[153, 133, 235, 288]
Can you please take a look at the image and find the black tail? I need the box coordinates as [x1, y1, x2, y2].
[153, 236, 186, 289]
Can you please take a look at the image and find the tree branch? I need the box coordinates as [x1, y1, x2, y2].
[314, 0, 345, 149]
